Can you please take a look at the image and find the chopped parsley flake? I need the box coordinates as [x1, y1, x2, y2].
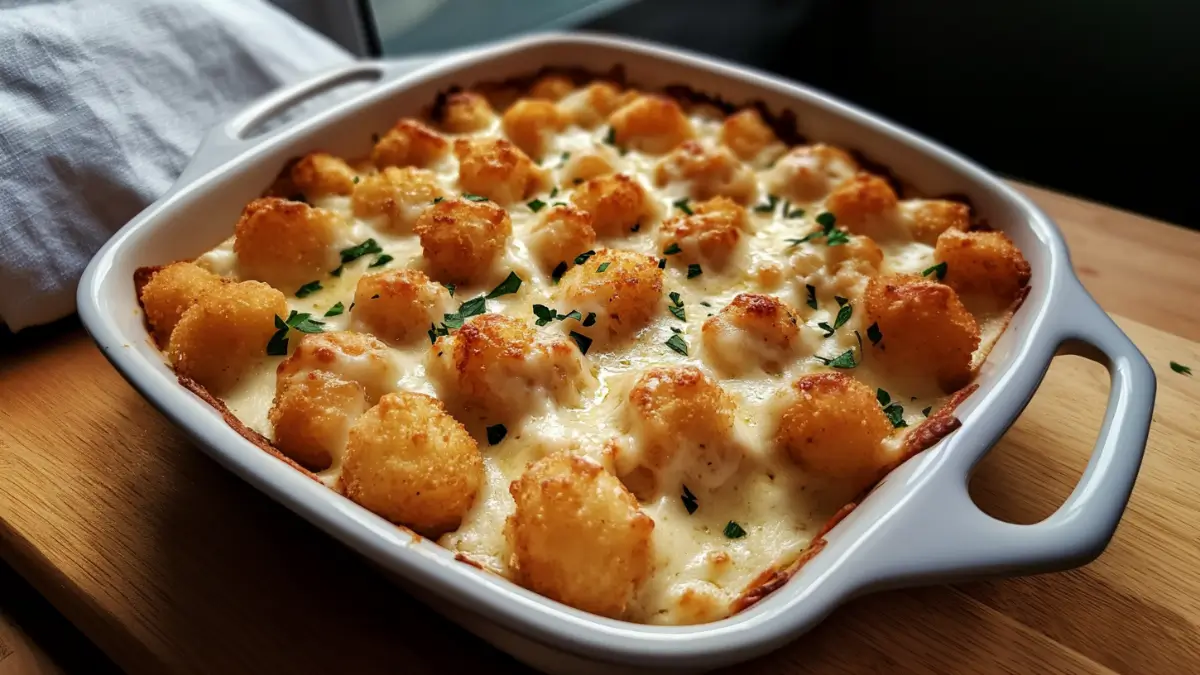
[669, 291, 683, 307]
[432, 196, 444, 204]
[816, 349, 857, 369]
[486, 271, 523, 298]
[559, 310, 583, 322]
[575, 250, 597, 265]
[559, 152, 570, 166]
[815, 212, 837, 228]
[528, 198, 546, 213]
[486, 424, 507, 445]
[723, 521, 747, 539]
[294, 280, 322, 298]
[532, 304, 557, 326]
[457, 296, 487, 319]
[669, 305, 686, 321]
[368, 254, 393, 268]
[687, 264, 702, 279]
[330, 265, 344, 277]
[922, 261, 948, 281]
[582, 312, 597, 327]
[266, 310, 326, 355]
[806, 284, 818, 310]
[753, 194, 779, 214]
[922, 406, 933, 416]
[818, 322, 835, 337]
[549, 186, 559, 198]
[825, 228, 851, 246]
[787, 208, 805, 218]
[672, 198, 693, 215]
[596, 262, 611, 273]
[324, 302, 345, 317]
[681, 485, 698, 514]
[353, 176, 360, 184]
[569, 331, 593, 355]
[877, 389, 908, 427]
[665, 333, 688, 356]
[551, 261, 568, 283]
[1170, 361, 1193, 375]
[462, 193, 489, 202]
[603, 127, 616, 145]
[663, 243, 682, 255]
[658, 258, 667, 269]
[867, 322, 882, 345]
[340, 239, 383, 264]
[833, 301, 852, 331]
[443, 282, 456, 297]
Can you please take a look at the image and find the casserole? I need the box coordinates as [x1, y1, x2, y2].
[77, 33, 1154, 672]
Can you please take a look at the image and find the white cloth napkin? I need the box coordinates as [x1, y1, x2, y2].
[0, 0, 353, 331]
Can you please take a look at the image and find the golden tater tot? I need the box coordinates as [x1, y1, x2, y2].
[427, 314, 592, 424]
[864, 275, 981, 391]
[439, 91, 495, 133]
[351, 166, 445, 232]
[276, 331, 396, 403]
[608, 94, 693, 154]
[270, 370, 367, 471]
[654, 141, 757, 204]
[776, 373, 892, 480]
[290, 152, 356, 197]
[454, 138, 545, 205]
[167, 281, 287, 393]
[657, 196, 747, 269]
[825, 173, 899, 232]
[342, 392, 482, 537]
[934, 229, 1031, 303]
[140, 261, 225, 345]
[507, 452, 654, 618]
[569, 173, 654, 236]
[413, 198, 512, 284]
[701, 293, 804, 375]
[899, 199, 970, 244]
[559, 81, 636, 128]
[623, 366, 742, 490]
[529, 74, 575, 101]
[352, 269, 454, 346]
[501, 98, 566, 160]
[765, 143, 858, 203]
[527, 204, 597, 272]
[720, 108, 783, 165]
[233, 197, 344, 290]
[372, 118, 450, 169]
[556, 248, 663, 343]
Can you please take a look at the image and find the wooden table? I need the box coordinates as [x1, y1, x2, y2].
[1, 182, 1198, 674]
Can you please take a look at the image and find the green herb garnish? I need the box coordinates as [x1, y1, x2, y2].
[673, 198, 693, 215]
[658, 258, 667, 269]
[462, 193, 489, 202]
[867, 322, 882, 345]
[604, 127, 616, 145]
[582, 312, 597, 327]
[687, 264, 702, 279]
[486, 271, 523, 298]
[681, 485, 698, 515]
[340, 239, 383, 264]
[833, 299, 852, 331]
[551, 261, 568, 284]
[295, 280, 322, 298]
[528, 199, 546, 213]
[444, 282, 456, 297]
[266, 311, 326, 355]
[432, 196, 444, 204]
[753, 194, 779, 214]
[922, 406, 933, 416]
[723, 521, 747, 539]
[1170, 361, 1193, 376]
[368, 254, 393, 268]
[569, 331, 593, 355]
[330, 265, 344, 277]
[575, 250, 597, 265]
[324, 302, 345, 317]
[533, 304, 557, 326]
[665, 333, 689, 356]
[922, 261, 948, 281]
[806, 284, 818, 310]
[663, 243, 682, 255]
[816, 349, 857, 369]
[596, 262, 611, 273]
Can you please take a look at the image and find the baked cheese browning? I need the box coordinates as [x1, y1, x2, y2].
[507, 452, 654, 619]
[138, 74, 1032, 626]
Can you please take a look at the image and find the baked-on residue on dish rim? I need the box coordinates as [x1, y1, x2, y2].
[131, 66, 1034, 627]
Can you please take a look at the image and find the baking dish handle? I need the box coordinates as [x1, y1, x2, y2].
[174, 57, 442, 188]
[858, 279, 1153, 588]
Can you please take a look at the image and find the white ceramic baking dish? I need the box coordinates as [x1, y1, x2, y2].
[77, 33, 1154, 673]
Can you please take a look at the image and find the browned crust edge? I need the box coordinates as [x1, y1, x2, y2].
[732, 382, 979, 615]
[176, 375, 323, 485]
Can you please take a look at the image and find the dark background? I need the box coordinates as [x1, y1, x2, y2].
[583, 0, 1199, 228]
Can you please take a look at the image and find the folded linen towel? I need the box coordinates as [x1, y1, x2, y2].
[0, 0, 352, 330]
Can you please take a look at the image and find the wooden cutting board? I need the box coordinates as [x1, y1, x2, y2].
[0, 184, 1198, 673]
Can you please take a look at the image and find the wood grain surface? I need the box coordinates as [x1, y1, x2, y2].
[0, 183, 1197, 674]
